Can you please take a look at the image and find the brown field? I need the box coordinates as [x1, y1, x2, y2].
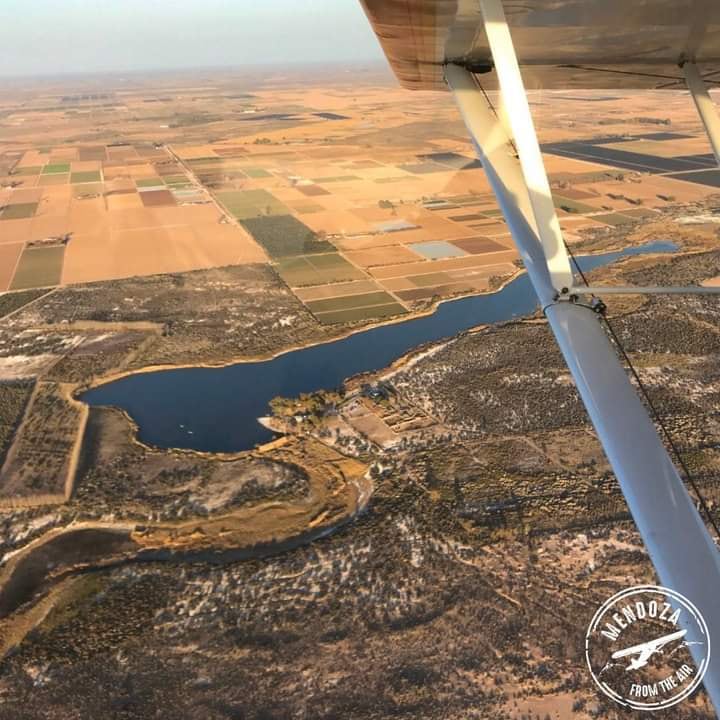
[0, 243, 23, 291]
[343, 245, 421, 267]
[0, 219, 34, 245]
[106, 192, 144, 211]
[314, 302, 407, 325]
[451, 237, 511, 254]
[369, 252, 518, 280]
[275, 253, 366, 287]
[1, 71, 719, 322]
[305, 290, 399, 314]
[62, 223, 266, 284]
[1, 140, 270, 287]
[139, 189, 176, 207]
[8, 188, 43, 203]
[37, 174, 68, 187]
[29, 213, 71, 239]
[293, 279, 382, 301]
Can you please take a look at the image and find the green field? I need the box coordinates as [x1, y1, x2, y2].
[188, 157, 223, 164]
[304, 253, 355, 270]
[374, 177, 407, 184]
[552, 195, 599, 214]
[171, 189, 204, 203]
[163, 175, 189, 185]
[10, 245, 65, 290]
[622, 207, 659, 219]
[217, 189, 289, 220]
[311, 175, 359, 183]
[276, 252, 365, 286]
[277, 253, 365, 287]
[42, 163, 71, 175]
[242, 167, 272, 178]
[71, 171, 102, 184]
[136, 177, 165, 188]
[240, 214, 332, 258]
[305, 291, 398, 314]
[314, 302, 407, 325]
[593, 212, 636, 226]
[1, 202, 39, 220]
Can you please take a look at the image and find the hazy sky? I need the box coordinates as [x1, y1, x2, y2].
[1, 0, 385, 77]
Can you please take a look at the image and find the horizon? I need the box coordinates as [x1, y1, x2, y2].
[0, 59, 394, 85]
[1, 0, 384, 78]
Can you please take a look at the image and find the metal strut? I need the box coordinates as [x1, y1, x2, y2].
[683, 61, 720, 167]
[477, 0, 573, 292]
[445, 59, 720, 720]
[567, 285, 720, 296]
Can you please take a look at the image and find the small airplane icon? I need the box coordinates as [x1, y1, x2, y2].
[611, 629, 687, 671]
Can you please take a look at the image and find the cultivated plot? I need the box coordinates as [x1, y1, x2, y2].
[276, 253, 365, 286]
[10, 245, 65, 290]
[0, 142, 266, 289]
[240, 215, 333, 258]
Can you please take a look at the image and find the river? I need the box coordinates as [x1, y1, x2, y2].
[81, 241, 676, 453]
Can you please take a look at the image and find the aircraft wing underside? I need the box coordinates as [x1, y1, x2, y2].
[360, 0, 720, 90]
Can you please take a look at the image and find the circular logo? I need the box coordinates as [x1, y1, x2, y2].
[585, 584, 710, 711]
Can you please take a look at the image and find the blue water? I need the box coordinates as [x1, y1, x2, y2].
[81, 241, 676, 453]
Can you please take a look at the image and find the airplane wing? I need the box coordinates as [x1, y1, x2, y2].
[360, 0, 720, 90]
[612, 630, 687, 660]
[359, 0, 720, 712]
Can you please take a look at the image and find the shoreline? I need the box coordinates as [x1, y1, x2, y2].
[73, 236, 679, 397]
[72, 267, 525, 394]
[67, 240, 681, 462]
[0, 239, 682, 511]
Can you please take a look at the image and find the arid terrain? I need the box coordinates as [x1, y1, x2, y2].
[1, 67, 720, 719]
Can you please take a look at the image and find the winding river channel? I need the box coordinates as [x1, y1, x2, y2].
[81, 241, 676, 453]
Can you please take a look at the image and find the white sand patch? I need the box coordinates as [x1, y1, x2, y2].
[0, 354, 57, 380]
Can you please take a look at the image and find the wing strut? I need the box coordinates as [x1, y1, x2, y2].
[477, 0, 573, 292]
[683, 62, 720, 167]
[445, 62, 720, 713]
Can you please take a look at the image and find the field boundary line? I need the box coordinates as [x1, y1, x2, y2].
[165, 143, 269, 260]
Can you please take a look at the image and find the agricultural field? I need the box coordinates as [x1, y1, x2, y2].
[3, 71, 720, 326]
[239, 214, 333, 258]
[10, 244, 65, 290]
[275, 253, 366, 286]
[0, 141, 267, 291]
